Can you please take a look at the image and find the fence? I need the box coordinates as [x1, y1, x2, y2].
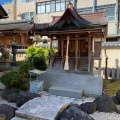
[102, 68, 120, 79]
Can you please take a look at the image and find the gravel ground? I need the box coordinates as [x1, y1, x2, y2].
[0, 91, 120, 120]
[90, 111, 120, 120]
[74, 97, 120, 120]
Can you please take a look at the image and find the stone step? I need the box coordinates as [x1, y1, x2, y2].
[49, 86, 83, 99]
[11, 117, 27, 120]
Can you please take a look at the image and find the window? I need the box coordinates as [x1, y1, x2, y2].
[36, 0, 75, 14]
[96, 7, 115, 21]
[46, 2, 50, 12]
[84, 9, 92, 14]
[56, 0, 60, 11]
[41, 3, 45, 13]
[105, 7, 115, 21]
[22, 0, 26, 3]
[71, 0, 74, 6]
[8, 8, 12, 13]
[22, 12, 34, 19]
[61, 2, 65, 11]
[37, 6, 41, 14]
[105, 7, 115, 16]
[51, 1, 55, 12]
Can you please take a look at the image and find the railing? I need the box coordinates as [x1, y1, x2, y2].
[102, 68, 120, 79]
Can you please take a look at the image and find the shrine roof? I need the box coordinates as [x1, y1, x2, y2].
[36, 3, 107, 32]
[0, 5, 8, 19]
[0, 19, 33, 31]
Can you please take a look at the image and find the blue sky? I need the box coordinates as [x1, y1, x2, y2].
[0, 0, 12, 5]
[0, 0, 26, 5]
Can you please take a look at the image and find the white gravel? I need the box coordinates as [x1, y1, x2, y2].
[74, 97, 120, 120]
[90, 111, 120, 120]
[0, 91, 120, 120]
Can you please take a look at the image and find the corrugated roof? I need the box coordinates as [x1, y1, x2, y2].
[102, 42, 120, 47]
[0, 19, 33, 31]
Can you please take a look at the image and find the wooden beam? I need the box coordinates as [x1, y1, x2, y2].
[98, 38, 102, 76]
[92, 38, 95, 56]
[88, 35, 91, 72]
[75, 34, 78, 71]
[50, 36, 53, 69]
[61, 36, 64, 70]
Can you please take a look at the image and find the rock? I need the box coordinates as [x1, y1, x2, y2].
[56, 103, 94, 120]
[0, 104, 17, 120]
[6, 94, 17, 103]
[94, 95, 117, 112]
[16, 92, 40, 107]
[111, 96, 120, 105]
[116, 90, 120, 101]
[0, 82, 5, 91]
[80, 102, 97, 114]
[1, 88, 17, 100]
[55, 103, 70, 120]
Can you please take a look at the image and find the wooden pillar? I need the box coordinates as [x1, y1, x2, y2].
[20, 33, 24, 49]
[92, 38, 95, 55]
[91, 38, 95, 73]
[88, 35, 91, 72]
[50, 36, 53, 69]
[61, 36, 64, 70]
[5, 35, 7, 50]
[98, 38, 102, 76]
[64, 36, 69, 70]
[75, 34, 78, 71]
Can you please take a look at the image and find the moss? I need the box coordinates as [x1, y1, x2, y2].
[103, 79, 120, 95]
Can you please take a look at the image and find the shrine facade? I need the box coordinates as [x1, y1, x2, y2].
[36, 2, 107, 75]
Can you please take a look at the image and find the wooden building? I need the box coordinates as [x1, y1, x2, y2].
[0, 19, 33, 50]
[36, 2, 107, 75]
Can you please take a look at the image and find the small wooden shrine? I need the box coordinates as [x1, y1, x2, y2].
[36, 2, 107, 75]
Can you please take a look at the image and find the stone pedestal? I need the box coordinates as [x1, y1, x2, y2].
[0, 59, 11, 70]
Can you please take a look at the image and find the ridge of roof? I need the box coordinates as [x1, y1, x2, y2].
[0, 19, 32, 25]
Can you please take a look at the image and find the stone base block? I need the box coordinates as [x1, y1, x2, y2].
[49, 86, 83, 99]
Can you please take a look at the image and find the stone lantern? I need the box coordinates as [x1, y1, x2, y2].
[11, 40, 19, 66]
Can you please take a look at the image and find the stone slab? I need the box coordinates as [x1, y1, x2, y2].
[15, 96, 75, 120]
[49, 86, 83, 99]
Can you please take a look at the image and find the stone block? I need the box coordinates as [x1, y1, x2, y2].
[49, 86, 83, 99]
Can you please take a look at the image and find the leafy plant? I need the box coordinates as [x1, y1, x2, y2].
[33, 57, 47, 70]
[0, 71, 29, 91]
[17, 60, 31, 78]
[43, 39, 48, 44]
[25, 46, 55, 70]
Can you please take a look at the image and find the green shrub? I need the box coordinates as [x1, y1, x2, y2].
[0, 71, 29, 91]
[17, 60, 31, 77]
[25, 46, 56, 70]
[33, 57, 47, 70]
[43, 39, 48, 44]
